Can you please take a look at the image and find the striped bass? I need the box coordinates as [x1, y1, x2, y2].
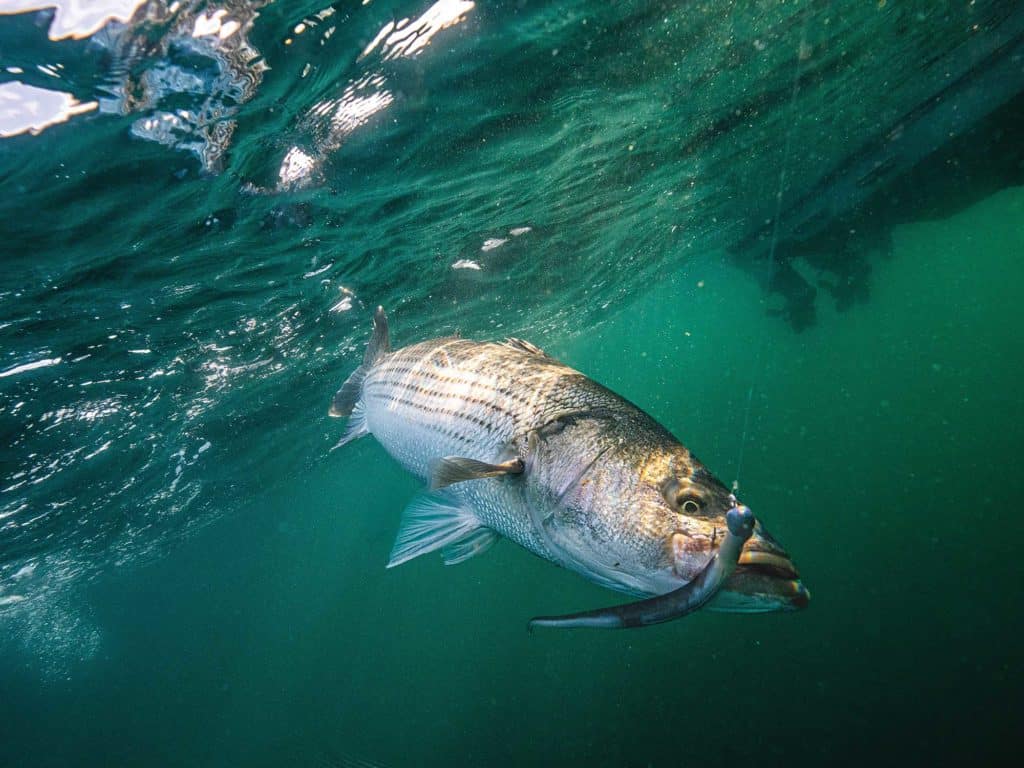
[330, 308, 809, 628]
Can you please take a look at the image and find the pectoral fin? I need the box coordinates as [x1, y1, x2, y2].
[429, 456, 525, 490]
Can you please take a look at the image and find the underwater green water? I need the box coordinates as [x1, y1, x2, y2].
[1, 1, 1023, 766]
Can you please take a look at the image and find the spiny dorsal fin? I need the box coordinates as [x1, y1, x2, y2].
[503, 337, 547, 357]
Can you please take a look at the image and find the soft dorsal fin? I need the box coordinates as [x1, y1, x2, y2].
[503, 337, 547, 356]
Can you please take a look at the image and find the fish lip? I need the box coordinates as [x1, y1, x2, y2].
[736, 550, 800, 581]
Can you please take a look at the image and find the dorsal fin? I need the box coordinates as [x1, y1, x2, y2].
[503, 337, 547, 357]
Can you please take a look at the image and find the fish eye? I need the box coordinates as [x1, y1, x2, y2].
[677, 494, 704, 514]
[661, 480, 706, 513]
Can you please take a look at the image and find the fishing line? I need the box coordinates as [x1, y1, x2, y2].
[732, 6, 813, 494]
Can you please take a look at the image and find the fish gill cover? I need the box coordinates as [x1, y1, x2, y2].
[0, 0, 1022, 763]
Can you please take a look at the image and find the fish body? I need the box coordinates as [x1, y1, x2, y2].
[331, 309, 808, 622]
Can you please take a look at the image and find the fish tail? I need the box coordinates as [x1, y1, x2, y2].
[329, 306, 390, 418]
[362, 305, 391, 367]
[329, 307, 390, 449]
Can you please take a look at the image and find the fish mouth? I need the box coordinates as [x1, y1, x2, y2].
[712, 537, 810, 612]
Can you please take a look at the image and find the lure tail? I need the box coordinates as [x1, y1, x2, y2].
[528, 505, 755, 630]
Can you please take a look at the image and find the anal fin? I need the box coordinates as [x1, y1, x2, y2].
[430, 456, 524, 490]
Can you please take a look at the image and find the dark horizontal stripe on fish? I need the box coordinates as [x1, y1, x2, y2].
[362, 391, 510, 435]
[364, 394, 499, 434]
[369, 368, 517, 402]
[365, 382, 518, 422]
[374, 362, 523, 394]
[380, 350, 554, 383]
[365, 377, 517, 410]
[361, 399, 476, 445]
[368, 375, 516, 406]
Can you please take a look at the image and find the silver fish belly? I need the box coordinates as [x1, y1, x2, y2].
[330, 308, 809, 628]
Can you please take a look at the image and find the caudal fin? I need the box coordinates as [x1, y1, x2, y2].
[329, 306, 390, 418]
[363, 305, 390, 367]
